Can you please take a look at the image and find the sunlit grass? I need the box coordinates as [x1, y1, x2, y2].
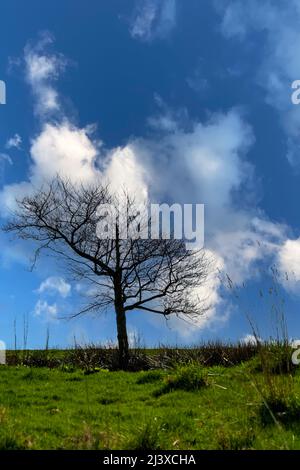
[0, 360, 300, 449]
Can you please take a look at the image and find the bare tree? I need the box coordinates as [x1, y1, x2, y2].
[3, 176, 211, 369]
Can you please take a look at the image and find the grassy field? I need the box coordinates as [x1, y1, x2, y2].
[1, 353, 300, 450]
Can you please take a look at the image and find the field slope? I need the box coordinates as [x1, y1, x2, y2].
[0, 361, 300, 450]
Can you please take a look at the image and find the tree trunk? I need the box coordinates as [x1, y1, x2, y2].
[115, 301, 129, 369]
[114, 225, 129, 369]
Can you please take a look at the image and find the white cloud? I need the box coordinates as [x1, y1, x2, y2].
[0, 35, 149, 209]
[24, 31, 67, 118]
[0, 123, 101, 214]
[215, 0, 300, 166]
[130, 0, 176, 42]
[30, 122, 100, 183]
[123, 107, 295, 328]
[0, 181, 33, 215]
[0, 124, 149, 214]
[103, 145, 148, 201]
[182, 250, 226, 332]
[240, 334, 261, 345]
[6, 134, 22, 150]
[212, 216, 287, 284]
[0, 153, 12, 165]
[0, 154, 13, 186]
[37, 276, 71, 298]
[277, 238, 300, 294]
[127, 328, 144, 347]
[133, 109, 254, 209]
[34, 299, 58, 321]
[131, 0, 156, 40]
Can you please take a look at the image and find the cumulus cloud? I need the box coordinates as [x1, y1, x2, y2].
[122, 106, 296, 321]
[104, 107, 286, 332]
[30, 122, 100, 183]
[0, 36, 148, 212]
[103, 145, 148, 201]
[34, 299, 58, 321]
[135, 108, 254, 207]
[36, 276, 71, 298]
[0, 124, 149, 212]
[0, 123, 100, 214]
[2, 33, 296, 335]
[6, 134, 22, 150]
[130, 0, 176, 42]
[215, 0, 300, 167]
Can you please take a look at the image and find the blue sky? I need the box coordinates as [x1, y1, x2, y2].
[1, 0, 300, 348]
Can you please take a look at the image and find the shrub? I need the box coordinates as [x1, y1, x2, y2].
[259, 391, 300, 426]
[5, 342, 260, 371]
[251, 342, 295, 376]
[155, 365, 207, 395]
[136, 370, 164, 384]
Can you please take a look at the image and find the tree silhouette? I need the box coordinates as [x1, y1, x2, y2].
[4, 176, 211, 369]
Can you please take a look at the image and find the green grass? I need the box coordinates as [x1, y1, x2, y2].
[1, 361, 300, 449]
